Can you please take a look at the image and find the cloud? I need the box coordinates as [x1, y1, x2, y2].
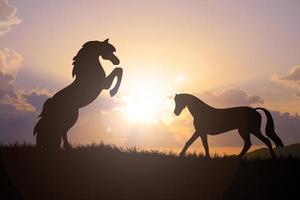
[275, 65, 300, 82]
[97, 95, 126, 111]
[0, 48, 23, 76]
[0, 89, 52, 114]
[0, 72, 14, 98]
[199, 88, 264, 107]
[0, 89, 51, 144]
[21, 89, 51, 113]
[0, 47, 51, 143]
[0, 48, 22, 99]
[0, 106, 36, 144]
[272, 65, 300, 97]
[271, 111, 300, 145]
[0, 0, 21, 36]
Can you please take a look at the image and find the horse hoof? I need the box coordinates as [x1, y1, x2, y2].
[110, 89, 117, 97]
[64, 144, 72, 150]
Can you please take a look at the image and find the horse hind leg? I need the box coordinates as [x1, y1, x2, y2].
[43, 133, 62, 150]
[252, 130, 276, 158]
[237, 129, 252, 158]
[266, 130, 284, 148]
[62, 133, 72, 150]
[36, 132, 44, 148]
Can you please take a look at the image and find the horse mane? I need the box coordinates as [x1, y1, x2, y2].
[72, 41, 101, 77]
[180, 93, 211, 109]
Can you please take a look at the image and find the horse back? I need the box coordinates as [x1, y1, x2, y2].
[194, 106, 261, 134]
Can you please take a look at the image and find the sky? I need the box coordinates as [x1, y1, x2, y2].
[1, 0, 300, 155]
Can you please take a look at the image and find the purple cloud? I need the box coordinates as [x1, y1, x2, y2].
[0, 0, 21, 36]
[199, 88, 264, 107]
[272, 65, 300, 97]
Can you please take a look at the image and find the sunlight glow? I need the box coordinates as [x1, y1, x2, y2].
[175, 74, 186, 83]
[124, 97, 160, 123]
[122, 80, 173, 123]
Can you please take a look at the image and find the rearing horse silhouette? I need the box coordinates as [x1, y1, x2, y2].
[33, 39, 123, 149]
[174, 93, 284, 158]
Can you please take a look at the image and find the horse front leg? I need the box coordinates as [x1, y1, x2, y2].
[179, 131, 199, 157]
[104, 67, 123, 97]
[200, 134, 210, 158]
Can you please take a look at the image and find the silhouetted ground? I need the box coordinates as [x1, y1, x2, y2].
[246, 143, 300, 159]
[0, 144, 299, 200]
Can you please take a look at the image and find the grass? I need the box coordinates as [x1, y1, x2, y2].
[1, 143, 300, 200]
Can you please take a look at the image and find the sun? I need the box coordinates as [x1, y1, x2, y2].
[124, 97, 160, 123]
[122, 81, 172, 123]
[120, 67, 183, 124]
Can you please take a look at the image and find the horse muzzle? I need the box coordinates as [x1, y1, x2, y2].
[110, 54, 120, 65]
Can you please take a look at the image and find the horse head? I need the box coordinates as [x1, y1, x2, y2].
[174, 93, 186, 116]
[72, 39, 120, 77]
[98, 39, 120, 65]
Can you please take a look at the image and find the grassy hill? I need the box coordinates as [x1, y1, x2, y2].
[1, 144, 300, 200]
[246, 143, 300, 159]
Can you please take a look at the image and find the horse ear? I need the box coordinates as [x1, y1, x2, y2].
[175, 93, 178, 96]
[104, 38, 109, 43]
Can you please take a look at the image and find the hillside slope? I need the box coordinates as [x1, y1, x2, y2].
[1, 144, 299, 200]
[246, 143, 300, 159]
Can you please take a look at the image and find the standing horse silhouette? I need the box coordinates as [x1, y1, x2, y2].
[33, 39, 123, 149]
[174, 93, 284, 158]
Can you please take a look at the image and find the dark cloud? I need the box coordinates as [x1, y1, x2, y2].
[272, 65, 300, 96]
[0, 47, 51, 143]
[0, 0, 21, 36]
[199, 88, 264, 107]
[0, 72, 15, 98]
[276, 66, 300, 81]
[0, 89, 51, 144]
[0, 109, 36, 144]
[21, 89, 51, 113]
[271, 111, 300, 144]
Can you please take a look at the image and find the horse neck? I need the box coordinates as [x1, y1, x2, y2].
[185, 95, 211, 117]
[73, 56, 106, 79]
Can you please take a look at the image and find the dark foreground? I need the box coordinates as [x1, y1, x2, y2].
[1, 144, 299, 200]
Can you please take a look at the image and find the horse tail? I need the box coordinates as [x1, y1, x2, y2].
[33, 119, 40, 136]
[38, 98, 54, 118]
[33, 98, 53, 135]
[33, 98, 55, 146]
[33, 98, 52, 135]
[255, 107, 284, 147]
